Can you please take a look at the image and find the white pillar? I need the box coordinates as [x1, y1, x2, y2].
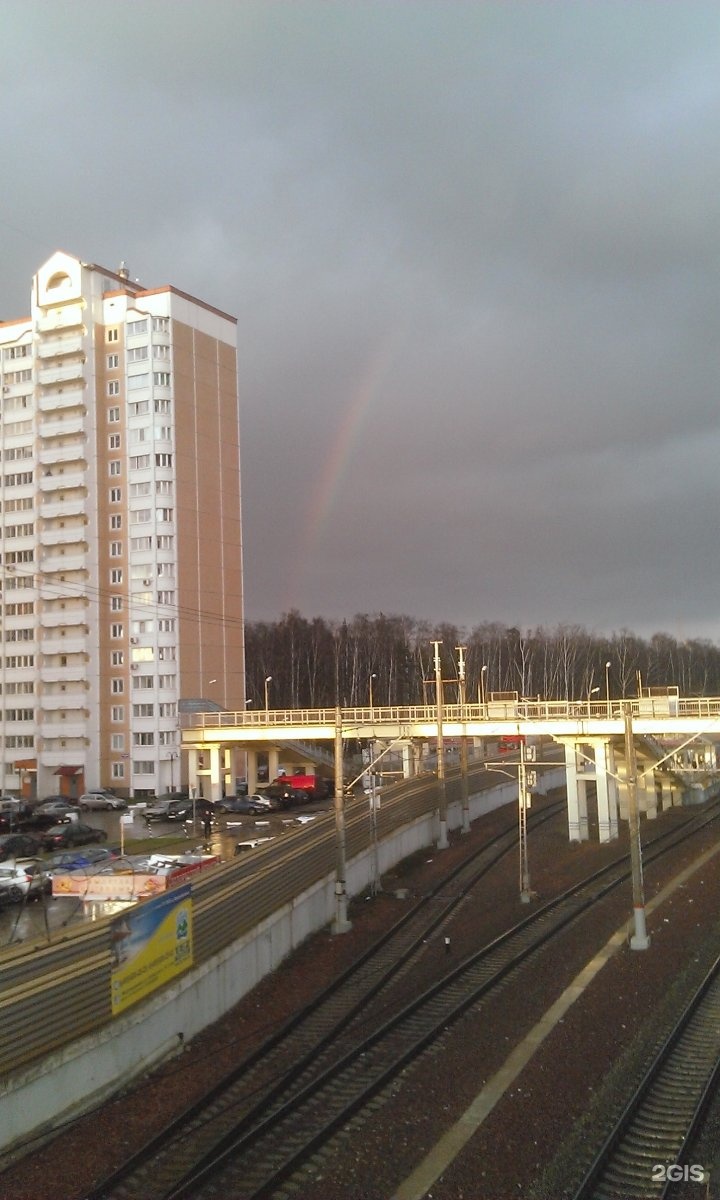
[402, 742, 416, 779]
[564, 742, 588, 841]
[267, 747, 280, 782]
[208, 745, 222, 805]
[246, 749, 259, 794]
[594, 740, 619, 842]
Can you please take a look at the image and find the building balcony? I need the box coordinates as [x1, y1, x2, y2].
[38, 688, 87, 708]
[40, 611, 88, 630]
[39, 550, 87, 574]
[36, 360, 86, 387]
[40, 639, 87, 658]
[37, 388, 86, 414]
[39, 526, 87, 549]
[36, 332, 85, 359]
[40, 721, 87, 741]
[38, 444, 86, 468]
[38, 414, 86, 440]
[39, 497, 87, 520]
[36, 307, 85, 333]
[39, 469, 87, 493]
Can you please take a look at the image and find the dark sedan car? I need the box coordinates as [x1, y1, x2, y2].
[216, 795, 274, 815]
[41, 823, 108, 850]
[0, 832, 43, 861]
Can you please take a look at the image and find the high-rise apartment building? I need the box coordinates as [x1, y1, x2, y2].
[0, 251, 244, 799]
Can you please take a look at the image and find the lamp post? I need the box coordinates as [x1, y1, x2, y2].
[605, 660, 612, 718]
[624, 705, 650, 950]
[369, 672, 377, 710]
[264, 676, 272, 720]
[587, 685, 600, 716]
[456, 645, 470, 835]
[432, 640, 448, 850]
[480, 664, 488, 713]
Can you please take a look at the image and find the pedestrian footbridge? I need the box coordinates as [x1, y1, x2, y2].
[181, 694, 720, 843]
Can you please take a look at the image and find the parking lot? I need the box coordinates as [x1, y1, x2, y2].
[0, 798, 332, 949]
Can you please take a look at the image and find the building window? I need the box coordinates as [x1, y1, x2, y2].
[152, 316, 169, 332]
[109, 460, 121, 476]
[132, 509, 152, 524]
[128, 373, 149, 390]
[107, 328, 119, 343]
[133, 760, 155, 775]
[133, 732, 155, 746]
[127, 346, 148, 362]
[111, 678, 124, 694]
[108, 434, 121, 450]
[110, 623, 123, 638]
[127, 319, 148, 336]
[110, 595, 123, 611]
[153, 372, 171, 387]
[159, 702, 176, 717]
[110, 541, 122, 557]
[133, 703, 154, 717]
[111, 650, 124, 666]
[132, 675, 154, 690]
[129, 455, 151, 470]
[128, 400, 150, 416]
[107, 380, 120, 396]
[111, 705, 124, 721]
[110, 568, 123, 584]
[130, 482, 151, 497]
[111, 734, 124, 750]
[157, 591, 175, 605]
[108, 407, 120, 423]
[111, 762, 125, 780]
[107, 353, 119, 369]
[110, 514, 122, 530]
[155, 453, 172, 468]
[158, 673, 176, 688]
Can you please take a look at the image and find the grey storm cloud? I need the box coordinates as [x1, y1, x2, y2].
[2, 0, 720, 639]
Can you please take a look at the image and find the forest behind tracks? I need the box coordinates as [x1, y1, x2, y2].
[4, 792, 720, 1200]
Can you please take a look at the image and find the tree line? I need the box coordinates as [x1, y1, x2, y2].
[244, 611, 720, 710]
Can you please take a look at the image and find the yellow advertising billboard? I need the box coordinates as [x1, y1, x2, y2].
[110, 884, 193, 1015]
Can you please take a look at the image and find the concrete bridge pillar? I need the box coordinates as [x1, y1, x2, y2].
[246, 749, 259, 794]
[594, 740, 619, 842]
[659, 774, 682, 810]
[638, 770, 658, 819]
[208, 745, 223, 805]
[564, 742, 589, 841]
[402, 742, 416, 779]
[267, 747, 280, 782]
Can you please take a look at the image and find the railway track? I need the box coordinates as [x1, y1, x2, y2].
[87, 800, 720, 1200]
[572, 951, 720, 1199]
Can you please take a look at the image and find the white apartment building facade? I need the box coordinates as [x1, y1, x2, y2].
[0, 251, 244, 799]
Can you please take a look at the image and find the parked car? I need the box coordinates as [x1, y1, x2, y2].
[233, 837, 275, 855]
[216, 795, 273, 815]
[0, 859, 51, 903]
[45, 847, 120, 876]
[33, 799, 81, 818]
[0, 833, 43, 861]
[78, 791, 127, 811]
[41, 823, 108, 850]
[144, 796, 214, 823]
[0, 799, 35, 832]
[264, 784, 310, 809]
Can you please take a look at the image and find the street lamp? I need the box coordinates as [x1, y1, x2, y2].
[264, 676, 272, 719]
[480, 664, 488, 712]
[369, 672, 377, 710]
[605, 660, 612, 718]
[587, 685, 600, 716]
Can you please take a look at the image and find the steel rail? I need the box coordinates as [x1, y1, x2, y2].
[96, 804, 720, 1200]
[572, 952, 720, 1200]
[85, 798, 564, 1200]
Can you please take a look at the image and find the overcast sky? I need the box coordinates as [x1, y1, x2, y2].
[2, 1, 719, 641]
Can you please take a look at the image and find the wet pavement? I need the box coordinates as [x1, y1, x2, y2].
[0, 801, 332, 950]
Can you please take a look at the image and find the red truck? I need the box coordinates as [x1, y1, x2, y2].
[268, 774, 332, 802]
